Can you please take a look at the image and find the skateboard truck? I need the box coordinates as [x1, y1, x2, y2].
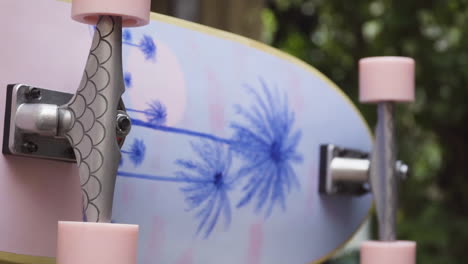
[319, 144, 408, 196]
[3, 1, 149, 226]
[3, 16, 129, 223]
[358, 57, 417, 264]
[5, 0, 150, 262]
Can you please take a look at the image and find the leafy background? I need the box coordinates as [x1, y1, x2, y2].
[151, 0, 468, 263]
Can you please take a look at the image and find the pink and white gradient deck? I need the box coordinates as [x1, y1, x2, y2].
[1, 0, 372, 263]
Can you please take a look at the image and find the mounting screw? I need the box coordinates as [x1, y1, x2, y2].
[25, 87, 41, 100]
[22, 142, 38, 153]
[116, 112, 131, 137]
[396, 161, 409, 180]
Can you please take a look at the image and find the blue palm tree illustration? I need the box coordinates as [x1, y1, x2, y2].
[93, 28, 156, 61]
[124, 72, 132, 88]
[121, 138, 147, 167]
[117, 77, 302, 236]
[130, 118, 233, 144]
[117, 140, 234, 238]
[123, 29, 132, 42]
[176, 141, 234, 238]
[138, 35, 157, 61]
[122, 30, 157, 61]
[128, 100, 231, 144]
[127, 100, 167, 125]
[230, 78, 303, 217]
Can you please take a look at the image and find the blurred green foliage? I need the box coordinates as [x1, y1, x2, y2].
[263, 0, 468, 263]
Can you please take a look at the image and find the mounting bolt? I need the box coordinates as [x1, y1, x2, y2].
[22, 141, 38, 153]
[25, 87, 41, 100]
[396, 160, 409, 180]
[116, 112, 131, 137]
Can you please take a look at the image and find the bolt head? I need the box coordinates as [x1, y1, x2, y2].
[26, 87, 41, 100]
[116, 113, 131, 136]
[22, 142, 38, 153]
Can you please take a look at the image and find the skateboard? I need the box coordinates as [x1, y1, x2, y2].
[0, 0, 378, 263]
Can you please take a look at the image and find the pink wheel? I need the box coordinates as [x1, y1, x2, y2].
[72, 0, 151, 27]
[57, 222, 139, 264]
[359, 56, 415, 103]
[361, 241, 416, 264]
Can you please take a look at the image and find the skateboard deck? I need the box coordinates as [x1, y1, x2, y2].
[0, 0, 372, 263]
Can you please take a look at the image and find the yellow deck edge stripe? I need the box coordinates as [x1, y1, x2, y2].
[0, 251, 54, 264]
